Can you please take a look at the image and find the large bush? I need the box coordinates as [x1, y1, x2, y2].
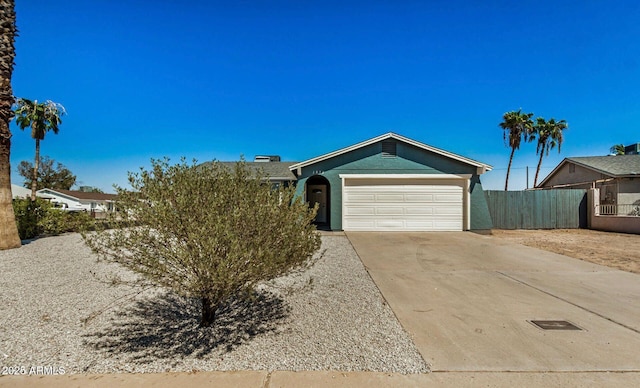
[13, 198, 93, 239]
[83, 159, 320, 326]
[12, 198, 46, 239]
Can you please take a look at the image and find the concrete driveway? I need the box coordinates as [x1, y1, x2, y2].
[347, 232, 640, 373]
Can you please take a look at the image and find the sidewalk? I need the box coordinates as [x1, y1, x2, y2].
[3, 370, 640, 387]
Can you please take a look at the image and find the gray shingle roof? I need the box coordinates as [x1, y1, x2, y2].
[568, 155, 640, 177]
[202, 161, 298, 181]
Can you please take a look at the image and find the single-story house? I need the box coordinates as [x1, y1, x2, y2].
[11, 184, 31, 199]
[211, 133, 493, 231]
[537, 155, 640, 207]
[207, 156, 297, 189]
[288, 132, 493, 231]
[36, 188, 117, 213]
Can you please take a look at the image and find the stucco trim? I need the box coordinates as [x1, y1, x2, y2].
[290, 133, 492, 173]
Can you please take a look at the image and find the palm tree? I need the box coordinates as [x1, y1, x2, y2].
[499, 109, 534, 190]
[14, 98, 66, 201]
[610, 144, 625, 155]
[0, 0, 21, 250]
[533, 117, 568, 187]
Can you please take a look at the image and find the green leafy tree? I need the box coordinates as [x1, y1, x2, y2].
[83, 158, 321, 326]
[533, 117, 568, 187]
[610, 144, 625, 155]
[0, 0, 21, 250]
[13, 97, 66, 201]
[18, 155, 76, 190]
[499, 109, 534, 191]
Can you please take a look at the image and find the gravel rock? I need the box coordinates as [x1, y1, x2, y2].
[0, 233, 429, 374]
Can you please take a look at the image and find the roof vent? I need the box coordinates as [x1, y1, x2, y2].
[254, 155, 281, 162]
[382, 141, 397, 158]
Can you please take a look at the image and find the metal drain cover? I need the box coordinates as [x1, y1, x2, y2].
[529, 320, 582, 331]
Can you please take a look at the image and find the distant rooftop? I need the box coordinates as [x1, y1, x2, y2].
[568, 155, 640, 177]
[11, 184, 31, 199]
[38, 188, 118, 201]
[200, 160, 298, 181]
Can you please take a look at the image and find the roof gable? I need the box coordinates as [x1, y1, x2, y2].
[289, 132, 492, 174]
[538, 155, 640, 187]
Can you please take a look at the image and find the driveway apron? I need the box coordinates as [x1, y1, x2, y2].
[347, 232, 640, 372]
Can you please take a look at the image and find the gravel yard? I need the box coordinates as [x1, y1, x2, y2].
[0, 233, 428, 375]
[490, 229, 640, 274]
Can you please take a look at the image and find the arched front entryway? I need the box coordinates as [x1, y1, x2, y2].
[306, 175, 330, 228]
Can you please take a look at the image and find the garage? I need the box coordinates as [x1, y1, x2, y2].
[341, 174, 471, 231]
[289, 133, 492, 231]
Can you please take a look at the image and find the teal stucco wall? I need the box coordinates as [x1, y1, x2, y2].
[293, 140, 493, 231]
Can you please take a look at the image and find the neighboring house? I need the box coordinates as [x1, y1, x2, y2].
[289, 132, 493, 231]
[36, 188, 117, 213]
[537, 155, 640, 212]
[11, 184, 31, 199]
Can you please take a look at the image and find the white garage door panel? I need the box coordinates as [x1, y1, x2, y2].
[405, 194, 434, 202]
[377, 193, 405, 201]
[377, 207, 404, 215]
[343, 179, 464, 231]
[347, 193, 376, 201]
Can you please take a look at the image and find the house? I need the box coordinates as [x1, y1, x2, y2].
[537, 155, 640, 211]
[289, 132, 493, 231]
[11, 184, 31, 199]
[36, 188, 117, 213]
[207, 156, 297, 189]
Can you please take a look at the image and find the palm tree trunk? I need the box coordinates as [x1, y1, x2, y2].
[0, 0, 21, 250]
[0, 128, 21, 249]
[504, 148, 515, 191]
[533, 151, 544, 187]
[31, 136, 39, 201]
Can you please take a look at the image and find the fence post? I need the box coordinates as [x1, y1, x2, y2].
[587, 188, 598, 228]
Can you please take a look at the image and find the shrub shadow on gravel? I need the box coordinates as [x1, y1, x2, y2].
[83, 290, 289, 362]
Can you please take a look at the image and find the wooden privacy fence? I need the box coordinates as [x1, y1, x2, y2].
[485, 189, 587, 229]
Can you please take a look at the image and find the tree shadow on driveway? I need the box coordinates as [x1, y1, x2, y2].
[82, 289, 289, 363]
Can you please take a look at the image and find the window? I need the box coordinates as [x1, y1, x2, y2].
[382, 141, 397, 158]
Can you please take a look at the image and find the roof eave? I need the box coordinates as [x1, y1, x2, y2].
[36, 188, 80, 201]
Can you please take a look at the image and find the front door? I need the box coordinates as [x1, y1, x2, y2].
[307, 184, 327, 223]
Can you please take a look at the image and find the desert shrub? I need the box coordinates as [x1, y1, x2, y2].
[83, 158, 320, 326]
[38, 208, 68, 235]
[39, 208, 93, 236]
[13, 198, 96, 239]
[12, 198, 46, 239]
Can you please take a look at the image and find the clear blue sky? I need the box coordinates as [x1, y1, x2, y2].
[10, 0, 640, 193]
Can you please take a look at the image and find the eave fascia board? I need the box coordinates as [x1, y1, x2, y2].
[36, 188, 80, 202]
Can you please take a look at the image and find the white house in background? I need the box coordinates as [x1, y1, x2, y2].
[11, 184, 31, 199]
[36, 188, 117, 213]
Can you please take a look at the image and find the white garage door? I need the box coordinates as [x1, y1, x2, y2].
[342, 177, 464, 231]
